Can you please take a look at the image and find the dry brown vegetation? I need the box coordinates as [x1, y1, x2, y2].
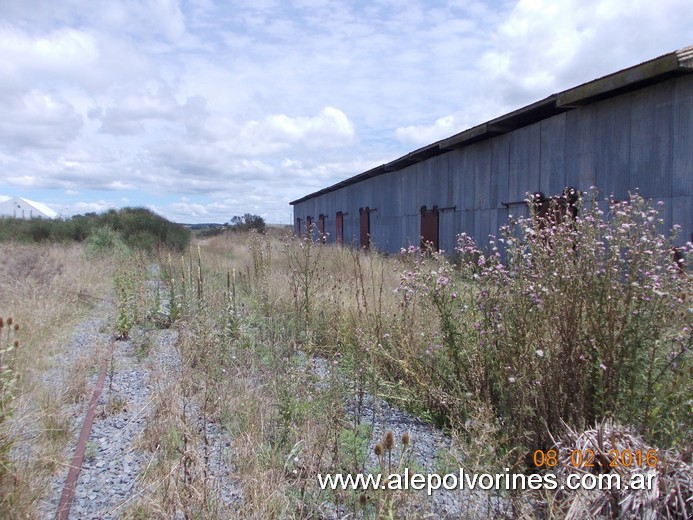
[0, 242, 117, 518]
[1, 196, 690, 518]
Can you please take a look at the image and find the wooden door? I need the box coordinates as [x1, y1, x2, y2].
[359, 207, 370, 250]
[336, 211, 343, 244]
[420, 206, 439, 250]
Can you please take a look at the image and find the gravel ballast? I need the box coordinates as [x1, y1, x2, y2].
[39, 310, 507, 518]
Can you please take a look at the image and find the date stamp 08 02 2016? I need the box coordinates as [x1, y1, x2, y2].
[532, 449, 658, 470]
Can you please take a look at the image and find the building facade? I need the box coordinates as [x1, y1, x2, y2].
[291, 47, 693, 253]
[0, 197, 59, 219]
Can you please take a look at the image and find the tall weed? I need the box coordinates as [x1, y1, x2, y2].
[450, 191, 691, 451]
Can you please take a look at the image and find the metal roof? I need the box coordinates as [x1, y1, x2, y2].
[15, 197, 59, 218]
[290, 45, 693, 206]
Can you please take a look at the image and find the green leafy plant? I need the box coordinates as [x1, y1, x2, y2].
[114, 269, 136, 340]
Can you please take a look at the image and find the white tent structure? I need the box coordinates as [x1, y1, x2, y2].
[0, 196, 59, 219]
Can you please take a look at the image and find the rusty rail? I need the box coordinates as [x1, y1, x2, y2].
[56, 352, 111, 519]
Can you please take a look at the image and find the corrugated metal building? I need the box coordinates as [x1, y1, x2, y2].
[290, 46, 693, 253]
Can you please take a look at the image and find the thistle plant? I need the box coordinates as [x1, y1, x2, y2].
[248, 230, 273, 314]
[459, 189, 692, 450]
[0, 317, 21, 479]
[221, 268, 239, 342]
[283, 225, 324, 339]
[166, 253, 181, 323]
[394, 245, 479, 423]
[114, 269, 135, 340]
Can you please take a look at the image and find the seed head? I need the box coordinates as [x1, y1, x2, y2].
[383, 431, 394, 451]
[14, 340, 20, 348]
[402, 432, 410, 447]
[374, 443, 383, 457]
[14, 324, 19, 332]
[7, 317, 12, 326]
[359, 494, 368, 507]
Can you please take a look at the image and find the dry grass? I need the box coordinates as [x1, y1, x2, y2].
[139, 232, 496, 518]
[177, 228, 690, 518]
[0, 241, 118, 518]
[4, 223, 684, 518]
[546, 420, 693, 519]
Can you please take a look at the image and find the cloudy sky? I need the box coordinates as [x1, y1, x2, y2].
[1, 0, 691, 224]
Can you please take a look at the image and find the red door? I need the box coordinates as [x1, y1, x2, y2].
[359, 207, 370, 250]
[336, 211, 343, 244]
[318, 214, 326, 244]
[420, 206, 439, 251]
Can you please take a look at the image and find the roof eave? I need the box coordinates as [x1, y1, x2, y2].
[557, 46, 693, 108]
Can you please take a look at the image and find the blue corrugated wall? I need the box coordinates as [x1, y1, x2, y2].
[293, 74, 693, 253]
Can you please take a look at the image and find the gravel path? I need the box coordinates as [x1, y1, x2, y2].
[309, 357, 510, 519]
[38, 308, 507, 519]
[40, 315, 240, 519]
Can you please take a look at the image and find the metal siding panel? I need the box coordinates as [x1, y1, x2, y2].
[473, 140, 493, 210]
[457, 206, 467, 237]
[403, 166, 419, 248]
[417, 161, 430, 210]
[491, 135, 510, 209]
[439, 209, 456, 253]
[460, 149, 476, 211]
[629, 82, 673, 199]
[507, 129, 525, 202]
[494, 207, 509, 237]
[653, 197, 673, 240]
[473, 209, 485, 247]
[540, 113, 567, 195]
[448, 149, 462, 211]
[508, 125, 540, 202]
[673, 75, 693, 197]
[671, 196, 692, 246]
[528, 124, 542, 192]
[594, 94, 631, 199]
[431, 154, 449, 207]
[565, 105, 597, 191]
[442, 154, 454, 208]
[465, 209, 476, 242]
[376, 174, 394, 251]
[419, 158, 430, 206]
[478, 209, 492, 248]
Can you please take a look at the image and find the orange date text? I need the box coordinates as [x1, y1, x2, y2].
[532, 449, 658, 469]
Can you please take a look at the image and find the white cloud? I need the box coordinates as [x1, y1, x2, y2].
[0, 0, 690, 224]
[479, 0, 693, 106]
[251, 107, 355, 148]
[169, 201, 210, 218]
[0, 90, 83, 149]
[395, 115, 465, 146]
[69, 200, 117, 214]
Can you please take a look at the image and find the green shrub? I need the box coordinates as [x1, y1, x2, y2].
[0, 207, 191, 252]
[85, 226, 130, 257]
